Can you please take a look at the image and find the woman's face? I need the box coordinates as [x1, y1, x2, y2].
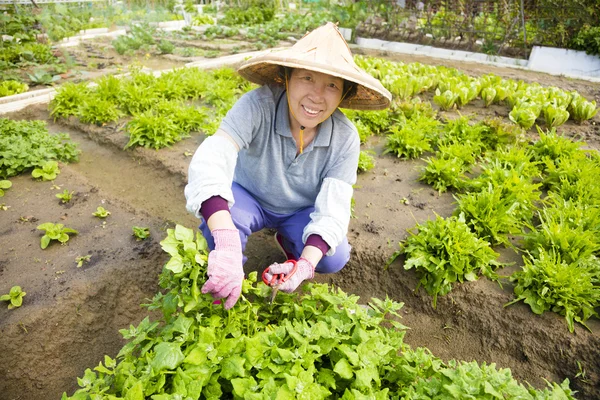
[287, 68, 344, 130]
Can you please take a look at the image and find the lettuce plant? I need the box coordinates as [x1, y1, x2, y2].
[37, 222, 78, 249]
[542, 102, 570, 128]
[93, 206, 111, 218]
[49, 81, 90, 120]
[357, 150, 375, 173]
[55, 189, 74, 203]
[420, 156, 466, 193]
[0, 80, 28, 97]
[0, 179, 12, 196]
[32, 160, 60, 181]
[395, 213, 501, 308]
[433, 88, 459, 111]
[0, 286, 26, 309]
[568, 93, 598, 123]
[132, 226, 150, 240]
[79, 96, 124, 126]
[507, 249, 600, 332]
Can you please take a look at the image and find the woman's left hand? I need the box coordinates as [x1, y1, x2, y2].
[264, 258, 315, 293]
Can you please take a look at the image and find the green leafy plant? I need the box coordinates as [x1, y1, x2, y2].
[568, 93, 598, 123]
[157, 39, 175, 54]
[542, 102, 570, 128]
[76, 255, 91, 268]
[0, 179, 12, 196]
[0, 118, 79, 179]
[79, 97, 123, 126]
[55, 189, 74, 203]
[506, 249, 600, 332]
[384, 115, 440, 159]
[420, 156, 466, 193]
[125, 110, 184, 149]
[49, 82, 90, 120]
[32, 160, 60, 181]
[0, 286, 26, 309]
[93, 206, 111, 218]
[433, 88, 459, 111]
[60, 224, 576, 399]
[509, 102, 540, 129]
[37, 222, 78, 249]
[391, 213, 501, 308]
[132, 226, 150, 240]
[357, 150, 375, 173]
[27, 69, 61, 86]
[454, 182, 535, 247]
[0, 80, 28, 97]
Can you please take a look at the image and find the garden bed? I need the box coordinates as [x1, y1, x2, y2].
[0, 50, 599, 399]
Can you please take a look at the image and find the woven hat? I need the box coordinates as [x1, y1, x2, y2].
[237, 22, 391, 111]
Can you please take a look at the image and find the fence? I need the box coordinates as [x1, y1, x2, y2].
[355, 0, 596, 59]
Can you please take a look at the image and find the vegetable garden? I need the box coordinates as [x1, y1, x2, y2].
[1, 1, 600, 399]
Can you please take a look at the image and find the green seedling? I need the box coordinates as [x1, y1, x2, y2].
[132, 226, 150, 241]
[32, 160, 60, 181]
[76, 255, 91, 268]
[56, 189, 74, 203]
[0, 286, 26, 309]
[0, 179, 12, 196]
[357, 150, 376, 173]
[93, 206, 111, 218]
[37, 222, 78, 249]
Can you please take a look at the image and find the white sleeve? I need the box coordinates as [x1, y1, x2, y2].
[302, 177, 353, 256]
[184, 135, 239, 219]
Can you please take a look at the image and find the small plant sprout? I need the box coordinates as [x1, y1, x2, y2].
[56, 189, 74, 203]
[93, 206, 111, 218]
[0, 286, 26, 309]
[37, 223, 78, 249]
[0, 179, 12, 196]
[0, 203, 9, 211]
[76, 255, 91, 268]
[132, 226, 150, 240]
[32, 160, 60, 181]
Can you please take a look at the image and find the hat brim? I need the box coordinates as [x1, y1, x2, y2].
[238, 55, 392, 111]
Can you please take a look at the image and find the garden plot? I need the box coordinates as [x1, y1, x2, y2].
[0, 52, 599, 400]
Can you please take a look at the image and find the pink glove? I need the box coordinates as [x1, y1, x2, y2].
[264, 258, 315, 293]
[201, 228, 244, 309]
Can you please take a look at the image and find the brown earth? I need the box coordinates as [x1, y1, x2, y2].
[1, 48, 600, 400]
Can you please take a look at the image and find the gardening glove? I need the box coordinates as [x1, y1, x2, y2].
[263, 258, 315, 293]
[201, 228, 244, 309]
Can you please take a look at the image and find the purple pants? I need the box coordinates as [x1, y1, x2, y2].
[200, 182, 350, 273]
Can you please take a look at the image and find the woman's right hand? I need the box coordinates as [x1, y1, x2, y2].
[201, 228, 244, 309]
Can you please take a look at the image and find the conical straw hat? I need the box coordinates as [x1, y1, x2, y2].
[238, 22, 392, 111]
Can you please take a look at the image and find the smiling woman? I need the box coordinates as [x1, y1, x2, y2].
[184, 22, 391, 310]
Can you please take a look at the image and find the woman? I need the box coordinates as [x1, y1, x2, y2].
[185, 22, 391, 309]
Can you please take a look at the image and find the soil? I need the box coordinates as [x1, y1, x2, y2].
[1, 46, 600, 400]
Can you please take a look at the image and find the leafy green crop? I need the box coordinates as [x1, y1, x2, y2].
[507, 249, 600, 332]
[384, 114, 440, 159]
[125, 110, 184, 150]
[132, 226, 150, 240]
[393, 214, 501, 307]
[93, 206, 111, 218]
[0, 80, 28, 97]
[0, 286, 26, 309]
[357, 150, 375, 173]
[568, 92, 598, 123]
[37, 222, 78, 249]
[32, 160, 60, 181]
[79, 96, 124, 126]
[56, 189, 74, 203]
[420, 156, 466, 193]
[61, 224, 576, 399]
[454, 182, 534, 247]
[0, 179, 12, 196]
[0, 118, 79, 179]
[49, 82, 90, 120]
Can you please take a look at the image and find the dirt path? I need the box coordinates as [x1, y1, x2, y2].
[1, 50, 599, 399]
